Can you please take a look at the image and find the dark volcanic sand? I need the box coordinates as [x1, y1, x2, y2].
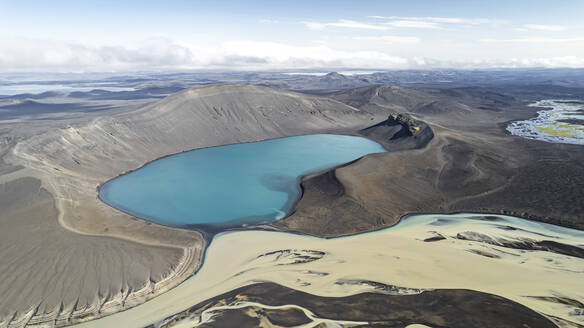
[160, 282, 557, 328]
[275, 85, 584, 236]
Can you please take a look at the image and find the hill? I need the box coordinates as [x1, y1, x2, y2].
[1, 84, 379, 326]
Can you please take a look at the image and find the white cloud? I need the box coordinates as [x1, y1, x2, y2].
[480, 37, 584, 43]
[301, 18, 447, 30]
[468, 56, 584, 68]
[301, 21, 327, 30]
[0, 37, 410, 71]
[1, 36, 583, 71]
[219, 40, 407, 68]
[402, 56, 584, 69]
[301, 19, 389, 30]
[369, 16, 500, 26]
[383, 20, 440, 29]
[522, 24, 566, 31]
[302, 16, 511, 32]
[353, 35, 420, 44]
[520, 56, 584, 67]
[0, 37, 198, 71]
[258, 19, 278, 24]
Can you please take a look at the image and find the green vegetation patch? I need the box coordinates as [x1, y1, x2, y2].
[536, 121, 583, 138]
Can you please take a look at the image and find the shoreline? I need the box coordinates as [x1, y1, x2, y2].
[96, 133, 384, 233]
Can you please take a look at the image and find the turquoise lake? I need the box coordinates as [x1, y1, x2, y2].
[99, 134, 386, 229]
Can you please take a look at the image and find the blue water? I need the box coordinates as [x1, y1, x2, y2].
[99, 134, 386, 229]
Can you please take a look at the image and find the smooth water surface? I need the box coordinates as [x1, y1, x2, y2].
[99, 134, 386, 229]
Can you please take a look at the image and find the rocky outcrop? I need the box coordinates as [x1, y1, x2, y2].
[387, 112, 422, 135]
[275, 113, 435, 237]
[359, 112, 434, 150]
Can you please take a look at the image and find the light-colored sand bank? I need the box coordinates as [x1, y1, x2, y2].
[76, 213, 584, 328]
[0, 84, 380, 327]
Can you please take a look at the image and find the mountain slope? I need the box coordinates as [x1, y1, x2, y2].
[2, 84, 380, 326]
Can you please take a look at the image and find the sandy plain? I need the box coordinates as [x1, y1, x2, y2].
[75, 214, 584, 328]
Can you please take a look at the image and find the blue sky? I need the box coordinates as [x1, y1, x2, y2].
[1, 0, 583, 71]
